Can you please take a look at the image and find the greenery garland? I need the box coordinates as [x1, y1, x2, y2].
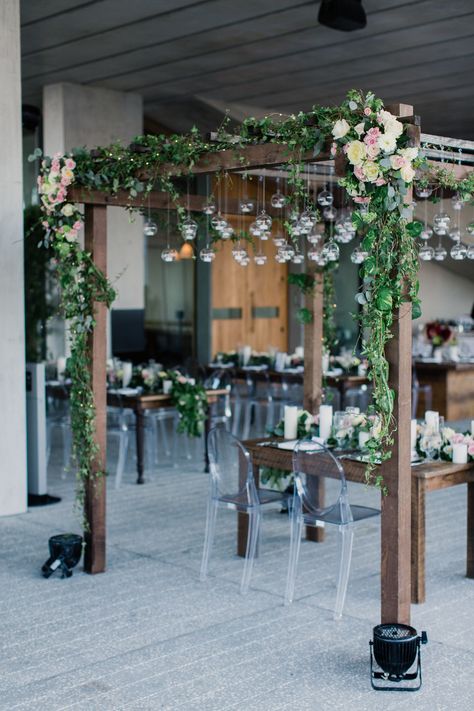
[38, 89, 473, 509]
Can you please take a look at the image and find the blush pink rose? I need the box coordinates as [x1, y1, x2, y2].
[364, 127, 381, 146]
[56, 189, 66, 202]
[65, 158, 76, 170]
[375, 177, 386, 186]
[366, 144, 380, 159]
[364, 107, 371, 116]
[354, 196, 371, 204]
[51, 159, 60, 172]
[73, 220, 83, 230]
[390, 155, 406, 170]
[354, 165, 366, 181]
[330, 142, 337, 157]
[468, 443, 474, 456]
[452, 433, 465, 444]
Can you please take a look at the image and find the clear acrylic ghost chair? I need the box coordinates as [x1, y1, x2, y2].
[272, 373, 304, 421]
[412, 367, 432, 418]
[46, 386, 72, 477]
[342, 384, 372, 411]
[107, 406, 131, 489]
[285, 437, 379, 618]
[205, 369, 233, 431]
[232, 371, 275, 439]
[200, 426, 286, 594]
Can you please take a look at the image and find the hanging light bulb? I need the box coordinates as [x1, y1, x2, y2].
[179, 242, 194, 259]
[270, 176, 285, 208]
[450, 242, 467, 260]
[419, 245, 434, 261]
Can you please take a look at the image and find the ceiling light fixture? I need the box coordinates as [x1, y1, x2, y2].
[318, 0, 367, 32]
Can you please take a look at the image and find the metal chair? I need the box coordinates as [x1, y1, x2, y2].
[200, 427, 287, 594]
[285, 436, 379, 618]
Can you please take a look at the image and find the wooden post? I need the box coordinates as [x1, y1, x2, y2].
[380, 103, 417, 624]
[303, 268, 323, 413]
[83, 204, 108, 574]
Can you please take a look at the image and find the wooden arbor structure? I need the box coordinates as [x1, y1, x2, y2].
[70, 104, 418, 625]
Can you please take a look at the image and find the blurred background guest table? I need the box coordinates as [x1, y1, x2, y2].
[414, 361, 474, 420]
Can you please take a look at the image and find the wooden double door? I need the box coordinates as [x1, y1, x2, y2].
[211, 232, 288, 355]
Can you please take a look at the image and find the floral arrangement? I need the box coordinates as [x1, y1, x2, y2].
[329, 410, 380, 449]
[214, 350, 239, 366]
[261, 410, 318, 489]
[416, 423, 474, 462]
[425, 321, 453, 347]
[167, 370, 208, 438]
[248, 352, 273, 367]
[333, 351, 361, 372]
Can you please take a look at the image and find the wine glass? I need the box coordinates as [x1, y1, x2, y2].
[420, 432, 441, 461]
[333, 411, 348, 449]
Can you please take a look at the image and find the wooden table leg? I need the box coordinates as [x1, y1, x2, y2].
[467, 481, 474, 579]
[305, 475, 325, 543]
[135, 409, 146, 484]
[411, 476, 425, 604]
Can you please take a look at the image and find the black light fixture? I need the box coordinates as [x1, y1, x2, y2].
[370, 624, 428, 691]
[41, 533, 83, 578]
[318, 0, 367, 31]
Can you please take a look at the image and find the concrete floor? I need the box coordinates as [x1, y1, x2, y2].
[1, 428, 474, 710]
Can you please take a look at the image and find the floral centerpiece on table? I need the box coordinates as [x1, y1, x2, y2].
[288, 352, 304, 368]
[247, 351, 274, 367]
[214, 350, 239, 366]
[129, 366, 166, 393]
[425, 321, 453, 348]
[261, 411, 318, 490]
[167, 370, 208, 438]
[329, 410, 380, 450]
[416, 423, 474, 462]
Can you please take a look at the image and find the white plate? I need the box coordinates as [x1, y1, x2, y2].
[278, 438, 324, 451]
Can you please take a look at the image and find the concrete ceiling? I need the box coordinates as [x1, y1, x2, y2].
[20, 0, 474, 137]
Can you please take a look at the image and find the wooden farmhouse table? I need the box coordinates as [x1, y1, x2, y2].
[47, 383, 227, 484]
[240, 437, 474, 605]
[414, 360, 474, 420]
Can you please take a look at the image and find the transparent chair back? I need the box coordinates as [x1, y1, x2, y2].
[205, 369, 232, 429]
[343, 384, 372, 411]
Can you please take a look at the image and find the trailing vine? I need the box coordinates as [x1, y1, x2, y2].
[38, 89, 473, 507]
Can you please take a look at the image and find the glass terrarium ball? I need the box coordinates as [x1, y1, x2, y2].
[317, 189, 333, 207]
[322, 241, 340, 262]
[307, 230, 322, 245]
[199, 247, 215, 263]
[451, 194, 463, 211]
[270, 191, 285, 208]
[232, 247, 247, 262]
[254, 254, 268, 266]
[420, 227, 433, 240]
[289, 208, 300, 223]
[275, 252, 287, 263]
[350, 246, 368, 264]
[279, 243, 295, 260]
[255, 211, 272, 230]
[414, 184, 433, 199]
[202, 200, 216, 215]
[433, 212, 451, 234]
[292, 252, 304, 264]
[467, 244, 474, 259]
[323, 205, 337, 221]
[239, 199, 254, 214]
[249, 221, 262, 237]
[448, 228, 461, 242]
[161, 247, 178, 262]
[299, 210, 316, 228]
[220, 225, 234, 240]
[259, 230, 270, 241]
[450, 242, 467, 260]
[239, 255, 250, 266]
[419, 245, 434, 261]
[211, 213, 227, 232]
[143, 220, 158, 237]
[180, 217, 198, 240]
[467, 222, 474, 235]
[434, 245, 447, 261]
[307, 246, 322, 262]
[272, 233, 286, 247]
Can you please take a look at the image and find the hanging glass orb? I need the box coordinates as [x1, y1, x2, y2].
[199, 247, 215, 263]
[272, 233, 286, 247]
[448, 227, 461, 242]
[467, 222, 474, 235]
[322, 240, 340, 262]
[317, 188, 333, 206]
[254, 253, 267, 266]
[239, 198, 254, 214]
[249, 221, 263, 237]
[180, 217, 198, 241]
[255, 210, 272, 230]
[211, 213, 227, 232]
[232, 246, 247, 262]
[323, 206, 337, 222]
[279, 242, 295, 261]
[259, 230, 270, 241]
[202, 200, 216, 215]
[450, 242, 467, 260]
[239, 255, 250, 266]
[292, 252, 304, 264]
[419, 245, 434, 261]
[415, 183, 434, 199]
[220, 224, 234, 240]
[433, 212, 451, 235]
[292, 222, 304, 236]
[143, 219, 158, 237]
[275, 252, 287, 263]
[451, 194, 463, 211]
[299, 209, 316, 229]
[434, 245, 447, 261]
[307, 246, 321, 262]
[161, 247, 178, 263]
[289, 208, 300, 223]
[307, 229, 322, 245]
[270, 191, 285, 208]
[350, 246, 368, 264]
[467, 244, 474, 259]
[420, 227, 433, 241]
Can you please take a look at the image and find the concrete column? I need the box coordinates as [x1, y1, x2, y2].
[0, 0, 27, 515]
[43, 83, 145, 356]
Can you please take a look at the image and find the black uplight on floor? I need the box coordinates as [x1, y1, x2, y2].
[318, 0, 367, 31]
[41, 533, 83, 579]
[370, 624, 428, 691]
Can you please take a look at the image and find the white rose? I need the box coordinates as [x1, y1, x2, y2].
[400, 163, 416, 183]
[346, 140, 367, 166]
[354, 122, 365, 136]
[61, 203, 74, 217]
[399, 147, 418, 160]
[332, 119, 350, 139]
[363, 161, 380, 183]
[384, 118, 404, 138]
[378, 109, 395, 125]
[378, 133, 397, 153]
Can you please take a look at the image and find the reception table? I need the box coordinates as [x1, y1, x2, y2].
[414, 360, 474, 420]
[239, 437, 474, 604]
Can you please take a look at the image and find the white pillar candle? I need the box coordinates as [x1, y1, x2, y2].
[452, 443, 468, 464]
[295, 346, 304, 359]
[358, 431, 370, 449]
[411, 419, 418, 452]
[122, 361, 133, 387]
[57, 356, 67, 378]
[162, 379, 172, 395]
[319, 404, 333, 441]
[242, 345, 252, 366]
[425, 410, 439, 431]
[322, 352, 330, 373]
[284, 405, 298, 440]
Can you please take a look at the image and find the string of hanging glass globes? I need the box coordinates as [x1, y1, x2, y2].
[417, 149, 474, 262]
[143, 166, 371, 267]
